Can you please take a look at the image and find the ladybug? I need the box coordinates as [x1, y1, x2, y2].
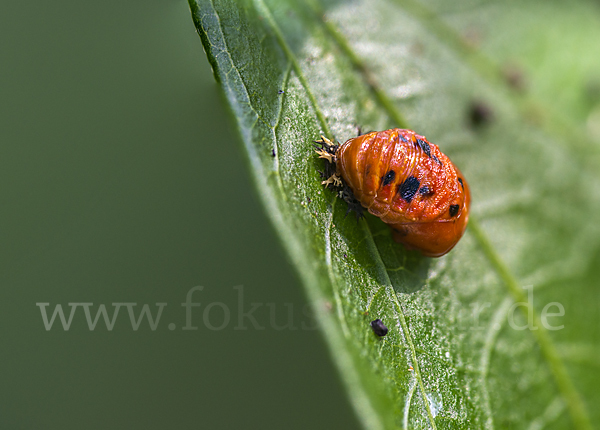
[315, 129, 470, 257]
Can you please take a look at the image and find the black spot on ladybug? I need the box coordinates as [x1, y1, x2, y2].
[416, 139, 432, 158]
[399, 134, 409, 143]
[458, 178, 464, 190]
[432, 155, 442, 165]
[449, 204, 460, 217]
[398, 176, 420, 203]
[371, 319, 388, 337]
[419, 185, 431, 196]
[381, 170, 396, 186]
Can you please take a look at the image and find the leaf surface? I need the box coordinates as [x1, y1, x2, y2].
[189, 0, 600, 428]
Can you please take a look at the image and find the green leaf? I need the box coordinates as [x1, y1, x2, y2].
[188, 0, 600, 428]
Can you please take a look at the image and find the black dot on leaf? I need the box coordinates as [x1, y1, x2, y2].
[370, 319, 388, 337]
[469, 101, 494, 128]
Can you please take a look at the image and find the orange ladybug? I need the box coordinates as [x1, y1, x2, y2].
[316, 129, 470, 257]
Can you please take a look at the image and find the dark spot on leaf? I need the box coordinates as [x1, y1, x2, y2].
[503, 63, 527, 92]
[449, 204, 460, 217]
[370, 319, 388, 337]
[398, 176, 420, 203]
[278, 90, 285, 94]
[381, 170, 396, 186]
[585, 79, 600, 104]
[271, 149, 276, 157]
[469, 101, 494, 128]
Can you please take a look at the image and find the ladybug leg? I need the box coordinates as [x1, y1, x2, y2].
[322, 173, 342, 188]
[314, 146, 334, 164]
[314, 134, 365, 220]
[314, 135, 341, 188]
[313, 136, 337, 159]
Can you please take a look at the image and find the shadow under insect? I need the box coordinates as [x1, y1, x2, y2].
[315, 136, 430, 295]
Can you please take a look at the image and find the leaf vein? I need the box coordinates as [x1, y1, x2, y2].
[362, 220, 438, 429]
[479, 296, 512, 430]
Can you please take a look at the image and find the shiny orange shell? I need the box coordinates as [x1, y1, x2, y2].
[336, 129, 470, 257]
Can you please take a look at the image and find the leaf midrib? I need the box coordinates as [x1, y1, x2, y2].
[362, 220, 439, 428]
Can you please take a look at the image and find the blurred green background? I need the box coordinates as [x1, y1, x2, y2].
[0, 0, 360, 428]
